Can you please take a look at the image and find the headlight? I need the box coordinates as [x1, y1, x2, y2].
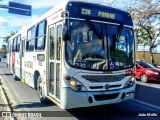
[124, 76, 135, 88]
[68, 78, 87, 91]
[147, 70, 158, 75]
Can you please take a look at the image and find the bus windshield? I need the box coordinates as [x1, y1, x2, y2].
[65, 20, 135, 71]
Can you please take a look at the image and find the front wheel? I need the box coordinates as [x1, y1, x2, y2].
[37, 76, 48, 104]
[140, 74, 148, 83]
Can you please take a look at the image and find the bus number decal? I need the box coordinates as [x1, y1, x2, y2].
[81, 8, 91, 15]
[39, 62, 43, 66]
[76, 60, 86, 68]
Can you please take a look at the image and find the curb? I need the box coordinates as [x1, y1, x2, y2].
[0, 77, 15, 120]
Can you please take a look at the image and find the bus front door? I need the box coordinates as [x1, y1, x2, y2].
[48, 22, 62, 102]
[20, 39, 25, 81]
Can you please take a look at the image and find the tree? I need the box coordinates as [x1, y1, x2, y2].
[3, 31, 16, 44]
[128, 0, 160, 65]
[0, 31, 16, 55]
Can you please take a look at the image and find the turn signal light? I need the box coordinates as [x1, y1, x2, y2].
[64, 76, 70, 80]
[126, 68, 135, 76]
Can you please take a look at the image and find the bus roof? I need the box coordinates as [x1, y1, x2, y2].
[8, 0, 133, 41]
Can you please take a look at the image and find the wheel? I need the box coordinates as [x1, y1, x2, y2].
[140, 74, 148, 83]
[37, 76, 48, 104]
[13, 66, 19, 81]
[13, 74, 19, 81]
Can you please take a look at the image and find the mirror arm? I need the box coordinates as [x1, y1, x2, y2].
[62, 11, 70, 30]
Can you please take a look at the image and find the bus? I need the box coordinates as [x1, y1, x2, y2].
[7, 0, 136, 109]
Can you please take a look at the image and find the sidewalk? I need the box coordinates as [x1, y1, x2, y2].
[0, 78, 10, 120]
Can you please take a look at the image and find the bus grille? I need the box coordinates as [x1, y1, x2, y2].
[94, 93, 119, 101]
[82, 74, 126, 82]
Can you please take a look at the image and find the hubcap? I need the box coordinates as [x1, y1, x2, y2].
[141, 75, 147, 82]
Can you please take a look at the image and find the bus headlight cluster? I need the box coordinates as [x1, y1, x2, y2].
[68, 78, 87, 91]
[124, 76, 135, 88]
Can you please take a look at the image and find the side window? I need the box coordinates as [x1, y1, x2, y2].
[12, 37, 17, 52]
[57, 25, 62, 60]
[36, 20, 46, 50]
[16, 35, 21, 52]
[50, 27, 54, 60]
[26, 26, 35, 51]
[12, 39, 14, 52]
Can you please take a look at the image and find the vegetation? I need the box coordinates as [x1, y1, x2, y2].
[0, 31, 16, 55]
[128, 0, 160, 65]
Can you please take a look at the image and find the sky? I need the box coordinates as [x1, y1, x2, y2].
[0, 0, 129, 38]
[0, 0, 62, 46]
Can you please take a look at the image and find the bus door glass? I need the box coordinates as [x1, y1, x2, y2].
[20, 38, 25, 79]
[48, 22, 62, 101]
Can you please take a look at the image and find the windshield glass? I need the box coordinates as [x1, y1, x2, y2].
[138, 61, 155, 68]
[65, 20, 135, 71]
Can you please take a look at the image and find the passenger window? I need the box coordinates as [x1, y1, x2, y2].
[50, 27, 54, 60]
[26, 26, 36, 51]
[12, 37, 17, 52]
[57, 25, 62, 60]
[16, 35, 21, 52]
[36, 20, 46, 50]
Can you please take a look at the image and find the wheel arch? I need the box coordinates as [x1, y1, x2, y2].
[34, 70, 40, 89]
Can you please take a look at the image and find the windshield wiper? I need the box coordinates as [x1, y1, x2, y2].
[86, 19, 103, 40]
[115, 24, 124, 41]
[112, 24, 124, 53]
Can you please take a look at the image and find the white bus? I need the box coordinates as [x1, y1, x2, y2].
[7, 0, 136, 109]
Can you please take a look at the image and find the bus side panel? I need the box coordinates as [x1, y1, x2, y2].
[15, 52, 21, 78]
[24, 52, 35, 88]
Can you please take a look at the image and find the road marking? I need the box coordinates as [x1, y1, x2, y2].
[132, 99, 160, 110]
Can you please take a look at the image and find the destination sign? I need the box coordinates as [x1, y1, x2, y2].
[81, 7, 115, 19]
[66, 2, 133, 26]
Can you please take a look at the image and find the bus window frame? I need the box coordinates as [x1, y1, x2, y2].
[26, 26, 36, 52]
[35, 20, 47, 51]
[12, 37, 17, 52]
[16, 35, 21, 52]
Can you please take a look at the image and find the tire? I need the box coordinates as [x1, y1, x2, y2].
[37, 76, 48, 104]
[13, 66, 19, 81]
[14, 74, 19, 81]
[140, 74, 148, 83]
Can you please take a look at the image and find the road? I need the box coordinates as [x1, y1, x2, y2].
[0, 62, 160, 120]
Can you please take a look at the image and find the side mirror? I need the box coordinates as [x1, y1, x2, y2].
[136, 65, 141, 69]
[62, 26, 70, 41]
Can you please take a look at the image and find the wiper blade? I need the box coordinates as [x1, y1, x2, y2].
[86, 19, 103, 39]
[116, 24, 124, 40]
[112, 24, 124, 53]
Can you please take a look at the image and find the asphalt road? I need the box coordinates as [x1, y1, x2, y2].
[0, 62, 160, 120]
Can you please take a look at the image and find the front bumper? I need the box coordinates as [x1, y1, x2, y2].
[60, 83, 136, 109]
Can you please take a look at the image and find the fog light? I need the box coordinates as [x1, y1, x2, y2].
[126, 91, 134, 97]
